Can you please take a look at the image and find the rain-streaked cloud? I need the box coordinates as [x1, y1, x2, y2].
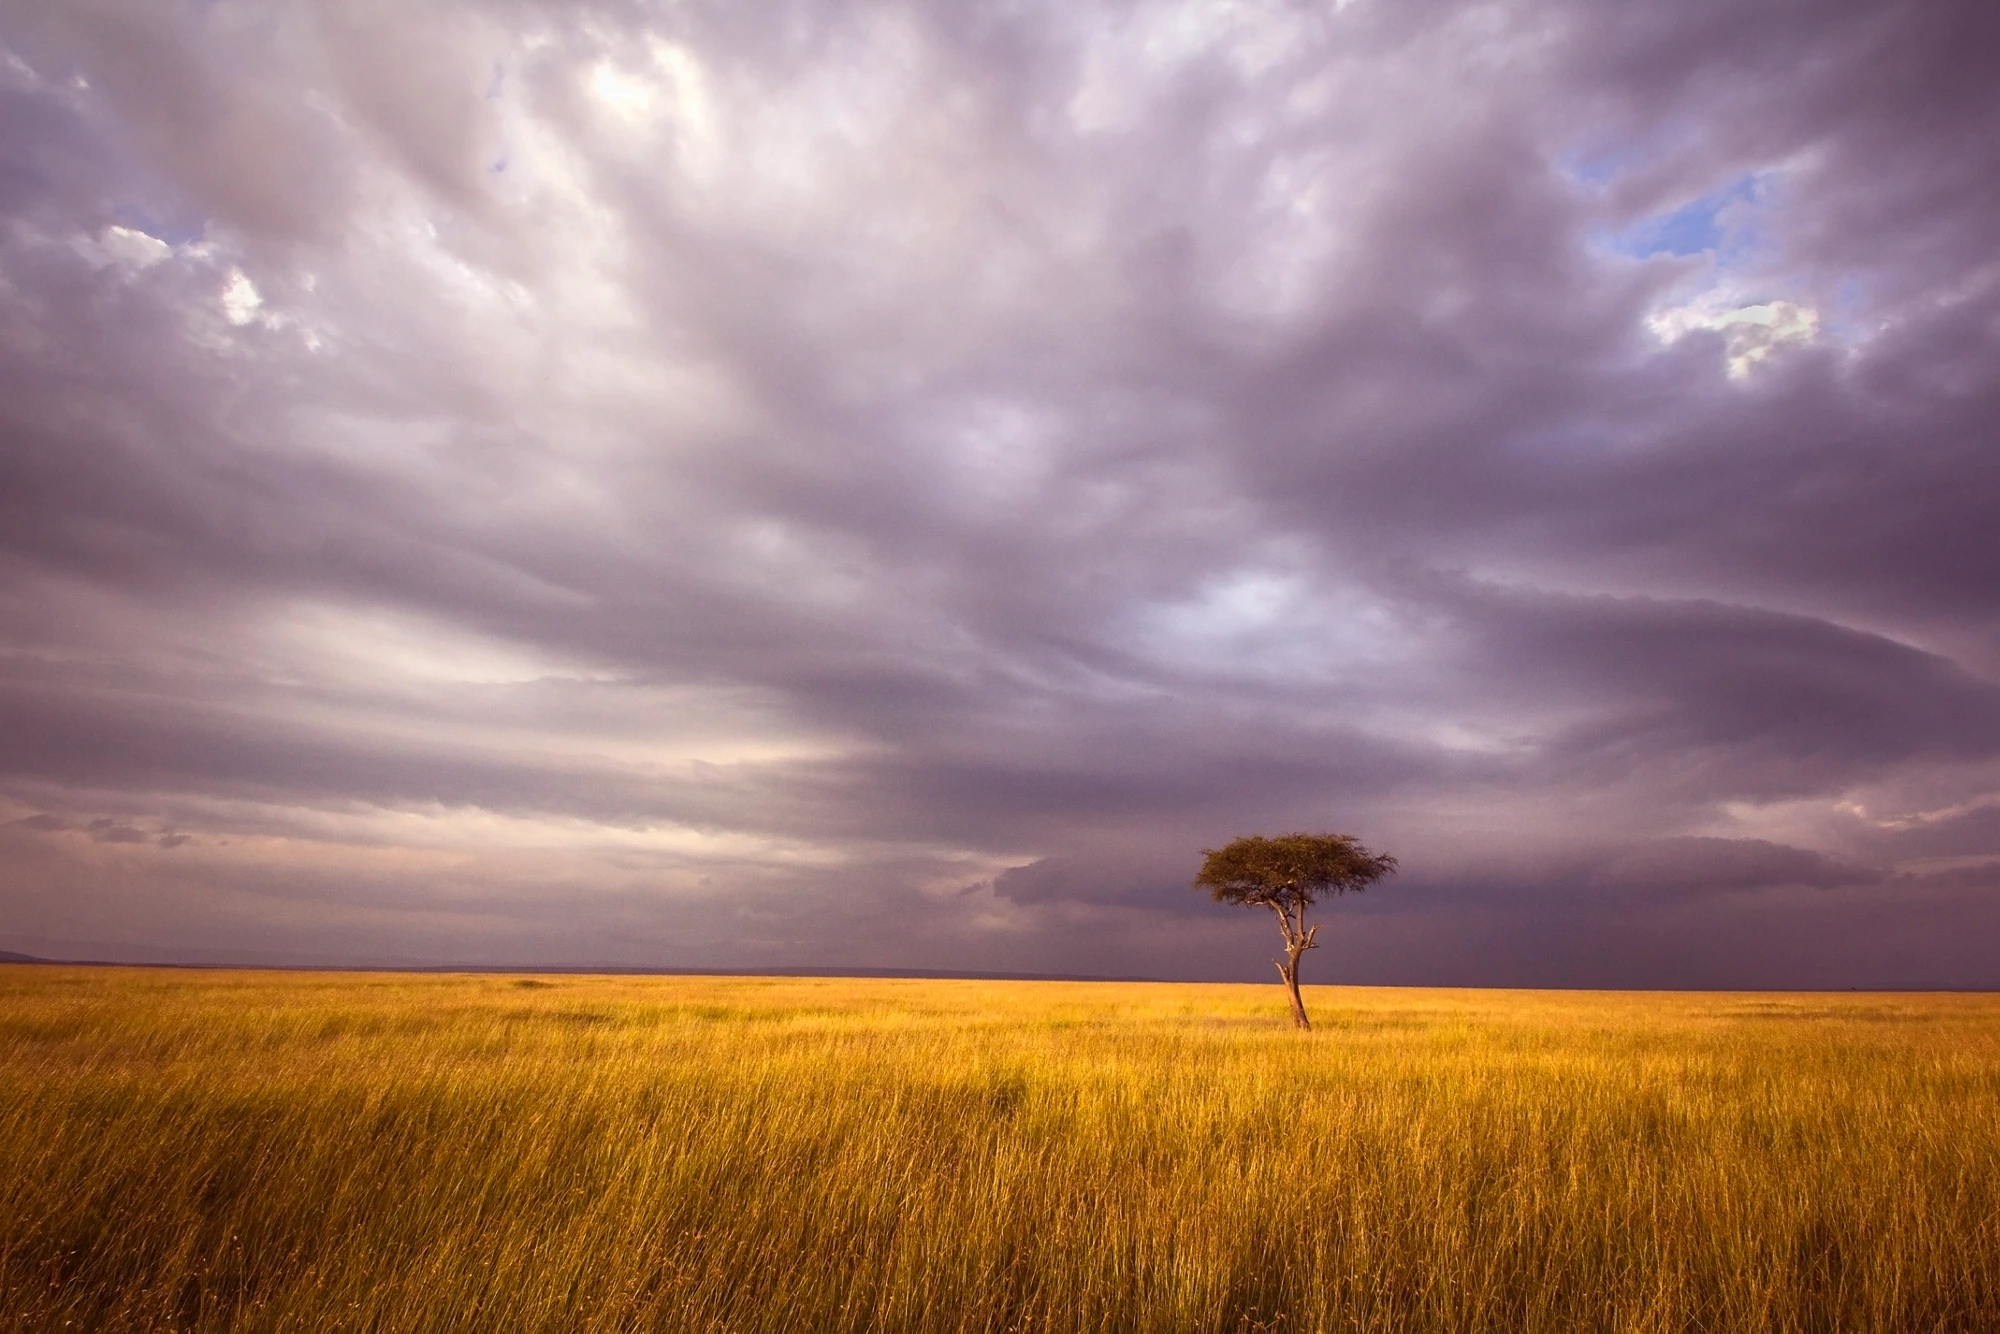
[1, 0, 1995, 984]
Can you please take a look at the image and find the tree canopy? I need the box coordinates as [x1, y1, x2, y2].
[1193, 833, 1397, 910]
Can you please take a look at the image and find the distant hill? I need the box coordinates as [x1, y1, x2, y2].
[0, 952, 1155, 980]
[415, 964, 1163, 983]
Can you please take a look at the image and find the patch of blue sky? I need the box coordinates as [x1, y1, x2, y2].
[1597, 172, 1765, 261]
[1557, 146, 1635, 188]
[1814, 276, 1873, 343]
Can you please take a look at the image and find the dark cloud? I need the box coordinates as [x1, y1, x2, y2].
[1586, 838, 1881, 895]
[1866, 804, 2000, 863]
[83, 817, 147, 844]
[0, 0, 1995, 983]
[1423, 579, 2000, 801]
[1892, 860, 2000, 893]
[993, 850, 1198, 910]
[1419, 837, 1883, 906]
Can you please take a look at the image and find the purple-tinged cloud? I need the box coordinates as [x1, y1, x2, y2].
[0, 0, 1995, 984]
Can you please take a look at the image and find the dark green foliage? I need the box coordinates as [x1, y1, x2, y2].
[1193, 833, 1397, 911]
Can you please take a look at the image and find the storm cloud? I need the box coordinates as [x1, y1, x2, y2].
[1, 0, 1996, 984]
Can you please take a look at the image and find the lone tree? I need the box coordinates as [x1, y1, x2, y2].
[1193, 833, 1397, 1030]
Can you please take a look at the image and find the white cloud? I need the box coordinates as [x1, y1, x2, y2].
[220, 268, 264, 325]
[78, 224, 172, 270]
[1649, 294, 1819, 378]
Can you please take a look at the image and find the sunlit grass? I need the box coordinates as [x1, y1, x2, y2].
[2, 966, 1996, 1331]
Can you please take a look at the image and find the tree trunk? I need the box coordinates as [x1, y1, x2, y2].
[1276, 949, 1312, 1031]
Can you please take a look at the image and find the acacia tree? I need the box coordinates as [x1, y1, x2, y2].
[1193, 833, 1397, 1030]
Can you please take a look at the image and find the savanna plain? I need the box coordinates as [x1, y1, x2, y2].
[2, 967, 1996, 1333]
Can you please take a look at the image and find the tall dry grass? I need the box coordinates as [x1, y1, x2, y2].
[1, 966, 1996, 1332]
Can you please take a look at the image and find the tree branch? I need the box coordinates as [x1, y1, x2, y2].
[1268, 901, 1296, 949]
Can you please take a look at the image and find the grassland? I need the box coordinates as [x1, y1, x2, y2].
[1, 967, 1996, 1332]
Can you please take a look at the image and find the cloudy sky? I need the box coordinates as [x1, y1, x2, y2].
[2, 0, 1996, 985]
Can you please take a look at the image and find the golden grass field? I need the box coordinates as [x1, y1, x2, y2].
[1, 966, 1996, 1332]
